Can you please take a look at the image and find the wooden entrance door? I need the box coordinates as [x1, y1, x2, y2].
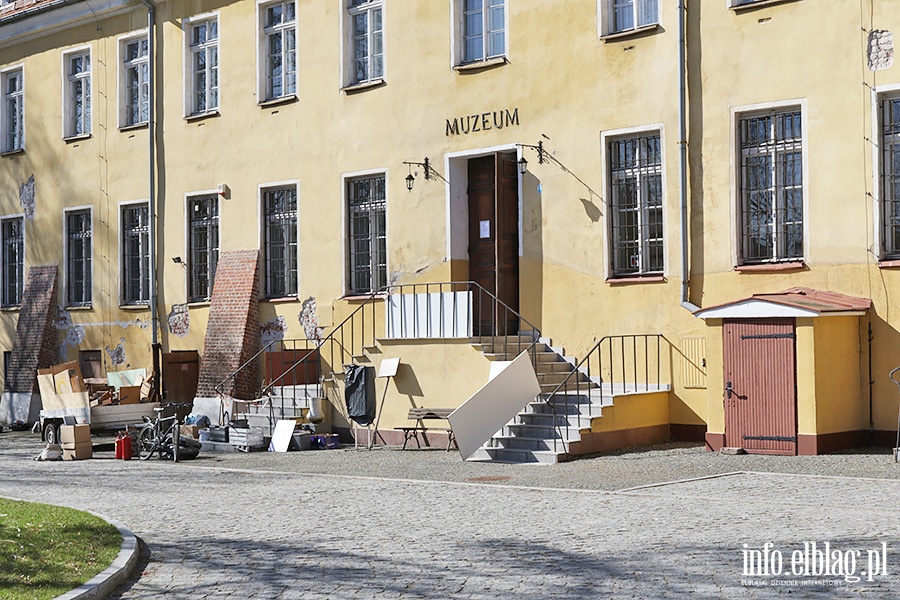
[723, 318, 797, 455]
[468, 152, 519, 335]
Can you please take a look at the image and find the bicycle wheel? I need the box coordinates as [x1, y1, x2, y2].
[137, 425, 156, 460]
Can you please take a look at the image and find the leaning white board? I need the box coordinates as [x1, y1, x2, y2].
[378, 357, 400, 378]
[448, 351, 541, 460]
[269, 419, 297, 452]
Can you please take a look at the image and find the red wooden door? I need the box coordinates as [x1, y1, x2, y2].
[467, 153, 519, 335]
[723, 318, 797, 455]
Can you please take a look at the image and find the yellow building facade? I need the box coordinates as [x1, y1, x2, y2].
[0, 0, 898, 458]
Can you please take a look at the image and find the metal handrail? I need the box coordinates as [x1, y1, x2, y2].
[542, 335, 667, 455]
[213, 340, 277, 397]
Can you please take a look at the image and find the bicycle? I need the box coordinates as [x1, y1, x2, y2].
[137, 403, 197, 461]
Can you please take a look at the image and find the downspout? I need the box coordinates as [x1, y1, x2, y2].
[678, 0, 699, 313]
[142, 0, 160, 381]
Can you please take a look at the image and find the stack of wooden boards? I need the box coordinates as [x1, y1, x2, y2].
[38, 361, 158, 408]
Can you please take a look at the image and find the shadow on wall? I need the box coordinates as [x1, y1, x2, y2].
[394, 363, 423, 406]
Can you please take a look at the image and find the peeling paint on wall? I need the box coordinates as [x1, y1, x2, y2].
[167, 304, 190, 338]
[868, 30, 894, 72]
[19, 175, 35, 219]
[260, 315, 287, 349]
[106, 338, 127, 366]
[300, 297, 324, 341]
[56, 307, 86, 359]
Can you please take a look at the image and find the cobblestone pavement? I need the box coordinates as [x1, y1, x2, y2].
[2, 431, 899, 598]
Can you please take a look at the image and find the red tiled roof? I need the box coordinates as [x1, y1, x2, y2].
[0, 0, 64, 21]
[751, 287, 872, 313]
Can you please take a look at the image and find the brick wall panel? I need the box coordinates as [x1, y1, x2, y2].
[6, 266, 58, 393]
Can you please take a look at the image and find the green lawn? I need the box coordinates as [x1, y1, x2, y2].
[0, 498, 122, 600]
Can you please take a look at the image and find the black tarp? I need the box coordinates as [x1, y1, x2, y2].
[345, 364, 375, 426]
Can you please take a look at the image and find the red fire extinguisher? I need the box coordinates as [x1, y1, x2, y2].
[121, 433, 132, 460]
[115, 433, 123, 459]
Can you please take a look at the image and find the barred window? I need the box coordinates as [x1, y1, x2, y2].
[608, 133, 663, 276]
[461, 0, 505, 63]
[349, 0, 383, 85]
[881, 96, 900, 259]
[263, 187, 298, 298]
[189, 18, 219, 115]
[121, 203, 150, 305]
[347, 175, 386, 295]
[188, 196, 219, 301]
[66, 209, 92, 307]
[262, 1, 297, 101]
[739, 109, 803, 263]
[1, 216, 23, 307]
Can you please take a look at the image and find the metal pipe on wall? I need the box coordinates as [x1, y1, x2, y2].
[141, 0, 160, 382]
[678, 0, 699, 314]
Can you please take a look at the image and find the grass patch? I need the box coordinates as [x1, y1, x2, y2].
[0, 498, 122, 600]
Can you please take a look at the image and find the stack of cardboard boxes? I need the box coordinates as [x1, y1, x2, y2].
[60, 424, 92, 460]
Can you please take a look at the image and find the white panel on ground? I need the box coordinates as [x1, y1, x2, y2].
[268, 420, 297, 452]
[385, 291, 472, 339]
[449, 351, 541, 460]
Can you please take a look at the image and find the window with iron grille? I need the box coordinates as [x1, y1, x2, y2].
[881, 95, 900, 259]
[608, 133, 663, 276]
[64, 50, 91, 138]
[189, 18, 219, 115]
[121, 203, 150, 305]
[738, 109, 803, 263]
[121, 35, 149, 127]
[608, 0, 658, 34]
[1, 68, 24, 153]
[0, 216, 23, 307]
[348, 0, 383, 85]
[460, 0, 505, 64]
[188, 196, 219, 302]
[347, 175, 386, 295]
[66, 209, 92, 307]
[261, 0, 297, 101]
[263, 186, 297, 298]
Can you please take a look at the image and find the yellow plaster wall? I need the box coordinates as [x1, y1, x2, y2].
[590, 391, 669, 434]
[813, 316, 867, 435]
[794, 320, 816, 436]
[704, 320, 725, 435]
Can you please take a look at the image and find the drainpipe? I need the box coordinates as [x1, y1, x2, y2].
[678, 0, 699, 314]
[142, 0, 161, 380]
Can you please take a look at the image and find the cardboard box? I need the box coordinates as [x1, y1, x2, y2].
[180, 425, 199, 439]
[60, 424, 91, 446]
[118, 386, 141, 405]
[63, 442, 92, 461]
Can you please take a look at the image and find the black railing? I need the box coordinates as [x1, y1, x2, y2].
[543, 335, 668, 455]
[213, 340, 275, 399]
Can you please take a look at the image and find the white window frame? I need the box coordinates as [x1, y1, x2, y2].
[1, 65, 24, 154]
[119, 200, 151, 306]
[258, 181, 299, 298]
[183, 13, 219, 118]
[341, 169, 388, 296]
[0, 214, 24, 308]
[117, 31, 150, 129]
[451, 0, 507, 67]
[62, 47, 92, 139]
[63, 206, 93, 308]
[184, 191, 221, 302]
[730, 100, 808, 267]
[341, 0, 384, 88]
[256, 0, 298, 103]
[600, 125, 666, 278]
[600, 0, 660, 37]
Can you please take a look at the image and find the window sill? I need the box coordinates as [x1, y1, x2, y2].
[185, 110, 220, 123]
[341, 79, 386, 95]
[119, 122, 148, 133]
[342, 292, 387, 302]
[63, 134, 92, 143]
[606, 275, 666, 285]
[453, 56, 508, 73]
[0, 305, 20, 312]
[259, 95, 298, 109]
[263, 296, 299, 304]
[119, 303, 150, 310]
[735, 261, 806, 273]
[878, 259, 900, 269]
[65, 305, 93, 311]
[730, 0, 803, 12]
[187, 300, 211, 307]
[1, 148, 24, 157]
[601, 23, 660, 42]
